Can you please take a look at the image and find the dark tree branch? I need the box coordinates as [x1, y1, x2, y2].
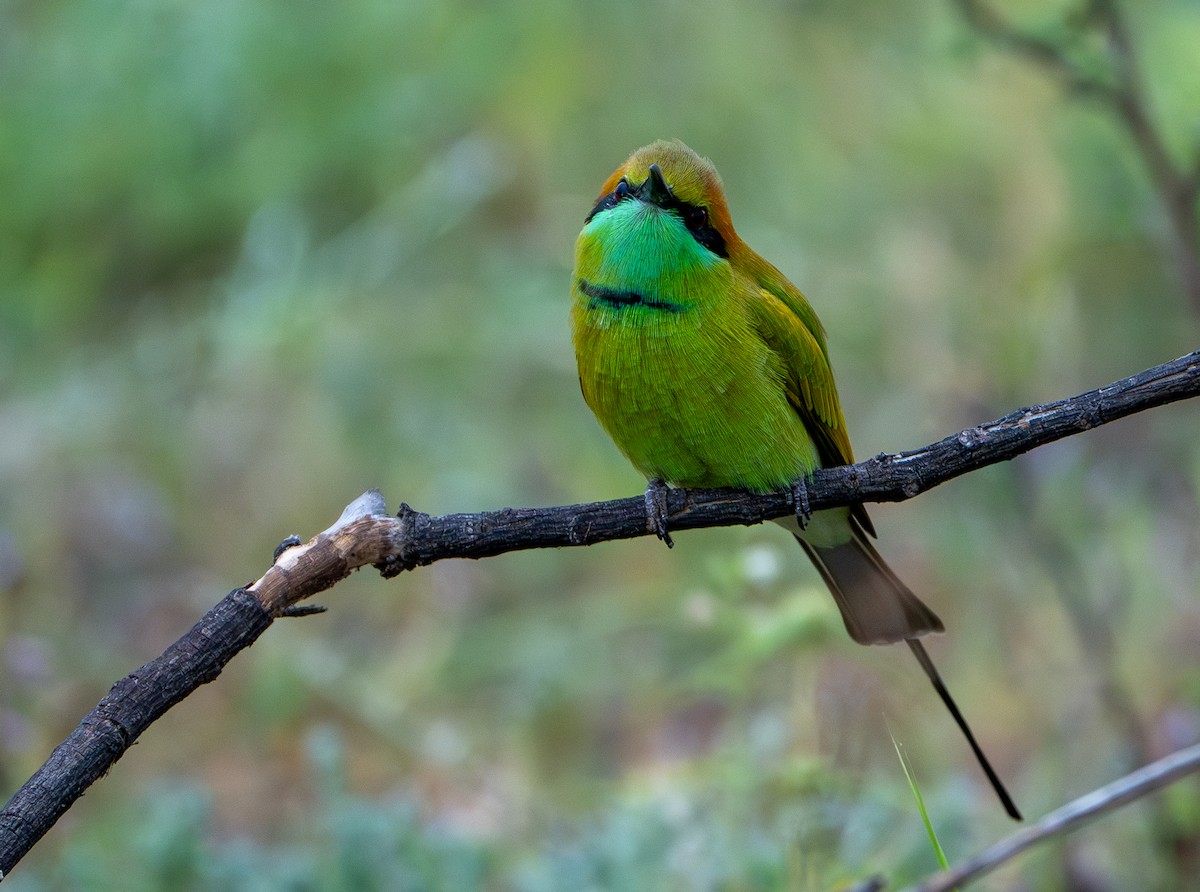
[387, 349, 1199, 567]
[1, 350, 1198, 878]
[953, 0, 1200, 312]
[0, 591, 273, 878]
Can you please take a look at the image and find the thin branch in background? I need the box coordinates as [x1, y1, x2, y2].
[953, 0, 1200, 311]
[903, 742, 1200, 892]
[0, 351, 1198, 878]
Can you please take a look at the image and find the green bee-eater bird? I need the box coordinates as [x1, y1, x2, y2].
[570, 139, 1020, 820]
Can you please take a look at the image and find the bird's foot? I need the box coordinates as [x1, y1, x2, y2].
[644, 477, 674, 548]
[790, 478, 812, 530]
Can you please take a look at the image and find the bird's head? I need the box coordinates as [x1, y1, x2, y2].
[581, 140, 739, 266]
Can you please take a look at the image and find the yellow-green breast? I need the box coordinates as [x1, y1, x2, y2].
[571, 197, 820, 491]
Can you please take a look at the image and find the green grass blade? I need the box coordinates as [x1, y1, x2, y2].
[891, 731, 950, 873]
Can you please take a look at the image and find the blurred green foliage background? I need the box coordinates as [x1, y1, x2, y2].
[2, 0, 1199, 888]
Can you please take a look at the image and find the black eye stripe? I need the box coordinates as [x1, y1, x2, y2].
[584, 191, 620, 224]
[689, 222, 727, 258]
[639, 177, 729, 259]
[666, 199, 726, 259]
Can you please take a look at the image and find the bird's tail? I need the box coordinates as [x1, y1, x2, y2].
[796, 530, 943, 645]
[797, 524, 1022, 821]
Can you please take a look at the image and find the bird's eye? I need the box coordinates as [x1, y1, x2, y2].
[585, 179, 632, 223]
[684, 206, 708, 230]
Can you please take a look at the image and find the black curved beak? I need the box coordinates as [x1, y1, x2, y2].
[635, 163, 674, 207]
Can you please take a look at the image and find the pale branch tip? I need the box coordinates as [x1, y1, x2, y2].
[321, 488, 389, 536]
[0, 348, 1198, 880]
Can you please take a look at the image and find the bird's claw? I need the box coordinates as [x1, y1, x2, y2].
[644, 477, 674, 548]
[273, 535, 302, 562]
[791, 478, 812, 530]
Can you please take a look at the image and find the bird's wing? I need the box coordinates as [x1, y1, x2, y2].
[745, 284, 877, 536]
[746, 285, 853, 467]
